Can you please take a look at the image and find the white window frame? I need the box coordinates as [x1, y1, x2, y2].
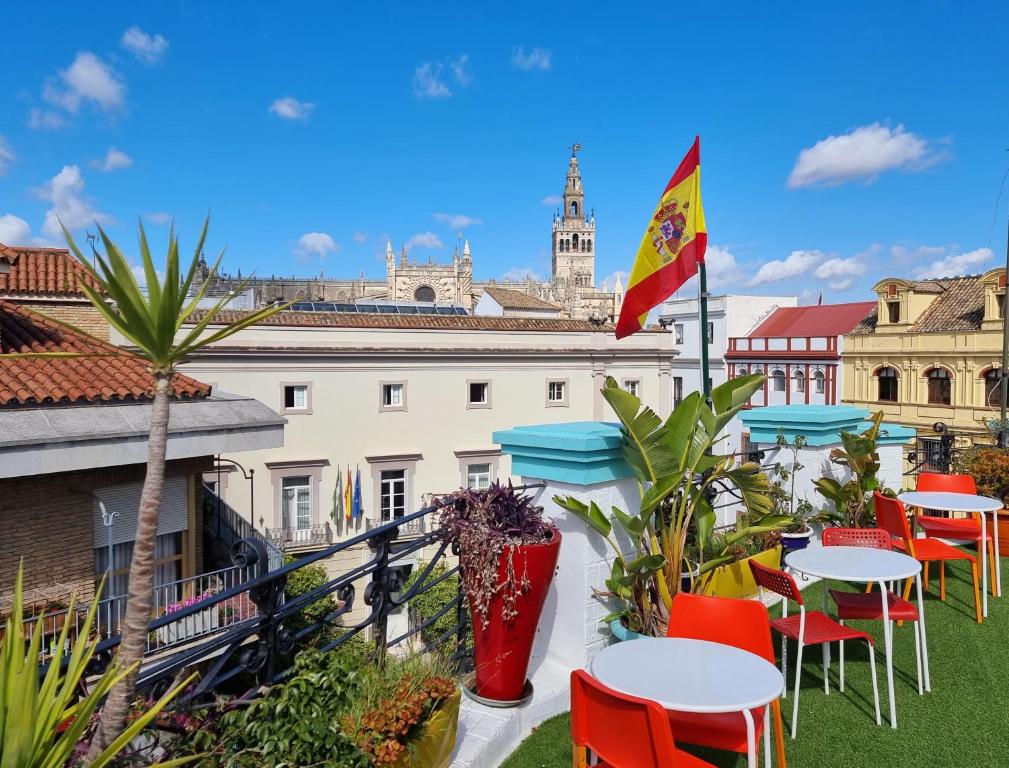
[455, 449, 501, 489]
[466, 463, 493, 489]
[674, 323, 684, 345]
[546, 378, 569, 407]
[367, 454, 422, 524]
[379, 380, 407, 412]
[794, 370, 805, 393]
[814, 370, 826, 394]
[673, 376, 683, 407]
[281, 476, 312, 531]
[281, 382, 312, 414]
[379, 469, 408, 521]
[623, 379, 641, 398]
[467, 380, 492, 409]
[771, 369, 786, 392]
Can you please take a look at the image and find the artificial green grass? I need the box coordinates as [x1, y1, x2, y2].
[502, 555, 1009, 768]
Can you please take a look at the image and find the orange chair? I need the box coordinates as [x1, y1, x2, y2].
[822, 527, 925, 695]
[913, 473, 997, 597]
[665, 592, 787, 766]
[570, 669, 717, 768]
[874, 491, 983, 623]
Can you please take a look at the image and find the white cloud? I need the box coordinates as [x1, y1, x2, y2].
[89, 147, 133, 172]
[511, 46, 551, 71]
[914, 247, 991, 279]
[0, 214, 32, 244]
[413, 55, 471, 99]
[404, 231, 444, 251]
[542, 195, 562, 206]
[121, 26, 169, 65]
[828, 279, 854, 291]
[890, 243, 946, 265]
[598, 270, 627, 292]
[501, 266, 542, 282]
[814, 256, 865, 281]
[0, 136, 13, 176]
[353, 231, 368, 243]
[44, 52, 124, 114]
[749, 250, 823, 286]
[269, 96, 315, 121]
[787, 123, 942, 188]
[38, 165, 110, 239]
[433, 212, 483, 229]
[28, 108, 65, 130]
[675, 244, 745, 294]
[294, 232, 338, 259]
[145, 212, 172, 226]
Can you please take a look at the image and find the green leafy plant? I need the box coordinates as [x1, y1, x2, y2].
[401, 562, 471, 650]
[0, 566, 195, 768]
[772, 430, 832, 533]
[952, 447, 1009, 502]
[812, 411, 889, 527]
[554, 375, 781, 636]
[282, 554, 338, 636]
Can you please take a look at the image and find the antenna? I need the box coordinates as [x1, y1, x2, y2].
[85, 231, 99, 269]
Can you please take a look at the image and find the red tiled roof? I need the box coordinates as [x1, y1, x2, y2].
[0, 301, 211, 406]
[482, 286, 563, 311]
[0, 243, 103, 299]
[748, 302, 877, 338]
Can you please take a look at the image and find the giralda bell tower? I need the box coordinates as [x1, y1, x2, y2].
[551, 143, 596, 288]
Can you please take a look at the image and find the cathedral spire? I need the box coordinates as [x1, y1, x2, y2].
[463, 239, 471, 261]
[386, 239, 394, 265]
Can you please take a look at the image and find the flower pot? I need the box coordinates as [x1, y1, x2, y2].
[680, 567, 701, 594]
[781, 527, 814, 552]
[700, 546, 781, 599]
[389, 689, 460, 768]
[467, 530, 561, 704]
[609, 618, 646, 642]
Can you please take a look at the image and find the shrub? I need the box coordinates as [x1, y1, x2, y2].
[953, 447, 1009, 501]
[283, 554, 338, 634]
[402, 562, 471, 650]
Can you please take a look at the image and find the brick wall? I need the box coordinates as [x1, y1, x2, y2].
[15, 300, 109, 341]
[0, 456, 212, 613]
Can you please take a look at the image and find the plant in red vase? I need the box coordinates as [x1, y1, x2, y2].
[440, 482, 560, 706]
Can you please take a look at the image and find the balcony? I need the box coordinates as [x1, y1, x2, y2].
[726, 335, 838, 358]
[366, 515, 427, 537]
[265, 522, 333, 551]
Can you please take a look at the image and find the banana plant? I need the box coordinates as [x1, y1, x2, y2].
[812, 410, 886, 527]
[555, 374, 780, 636]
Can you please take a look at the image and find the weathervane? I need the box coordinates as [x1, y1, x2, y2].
[570, 142, 582, 157]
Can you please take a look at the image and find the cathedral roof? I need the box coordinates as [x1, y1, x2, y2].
[482, 286, 564, 311]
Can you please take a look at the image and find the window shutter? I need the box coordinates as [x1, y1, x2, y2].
[93, 477, 190, 546]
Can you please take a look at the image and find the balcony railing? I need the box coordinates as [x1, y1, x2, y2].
[29, 564, 260, 661]
[727, 335, 837, 356]
[265, 522, 333, 551]
[367, 516, 426, 537]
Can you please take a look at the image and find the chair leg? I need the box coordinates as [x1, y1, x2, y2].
[573, 745, 589, 768]
[972, 559, 983, 624]
[780, 634, 788, 699]
[839, 621, 845, 693]
[822, 642, 829, 695]
[939, 561, 946, 601]
[913, 619, 923, 696]
[867, 642, 882, 726]
[923, 561, 930, 591]
[791, 641, 804, 739]
[771, 698, 788, 768]
[988, 539, 998, 596]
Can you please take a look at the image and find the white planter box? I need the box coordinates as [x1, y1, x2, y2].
[157, 606, 220, 645]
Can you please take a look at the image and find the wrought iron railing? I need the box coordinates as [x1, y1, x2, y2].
[265, 522, 334, 550]
[203, 486, 283, 571]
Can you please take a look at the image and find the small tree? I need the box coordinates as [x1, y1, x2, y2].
[812, 411, 887, 527]
[62, 219, 285, 759]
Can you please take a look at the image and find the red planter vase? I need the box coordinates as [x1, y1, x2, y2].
[468, 530, 561, 703]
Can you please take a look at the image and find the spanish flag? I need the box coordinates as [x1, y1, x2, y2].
[616, 136, 707, 339]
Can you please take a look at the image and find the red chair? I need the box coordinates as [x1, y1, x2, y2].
[570, 669, 717, 768]
[913, 473, 997, 597]
[821, 527, 925, 695]
[749, 559, 881, 738]
[665, 593, 787, 767]
[874, 491, 983, 624]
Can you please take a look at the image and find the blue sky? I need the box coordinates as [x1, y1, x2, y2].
[2, 1, 1008, 304]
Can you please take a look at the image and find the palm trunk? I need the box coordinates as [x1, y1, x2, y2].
[87, 372, 172, 761]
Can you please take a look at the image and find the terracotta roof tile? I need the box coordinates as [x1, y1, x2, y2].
[185, 309, 654, 333]
[0, 301, 210, 407]
[481, 286, 563, 311]
[0, 243, 103, 299]
[848, 275, 987, 335]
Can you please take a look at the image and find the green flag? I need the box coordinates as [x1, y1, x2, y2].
[331, 469, 343, 522]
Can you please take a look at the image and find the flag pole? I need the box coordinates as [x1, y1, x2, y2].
[698, 260, 712, 403]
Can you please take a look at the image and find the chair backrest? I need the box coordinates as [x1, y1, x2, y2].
[873, 492, 914, 550]
[822, 527, 892, 550]
[570, 669, 685, 768]
[748, 559, 804, 605]
[666, 592, 776, 664]
[917, 472, 977, 495]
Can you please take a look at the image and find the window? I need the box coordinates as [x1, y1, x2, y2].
[414, 285, 436, 302]
[282, 383, 310, 412]
[468, 381, 491, 408]
[623, 379, 641, 398]
[95, 532, 183, 602]
[673, 377, 683, 407]
[674, 323, 684, 345]
[572, 234, 579, 250]
[794, 370, 805, 393]
[736, 367, 748, 377]
[877, 367, 898, 402]
[814, 370, 825, 394]
[926, 368, 951, 406]
[379, 469, 407, 521]
[281, 476, 312, 531]
[547, 379, 568, 406]
[771, 369, 786, 392]
[998, 293, 1006, 320]
[706, 321, 714, 344]
[985, 368, 1003, 407]
[380, 381, 406, 411]
[466, 463, 492, 489]
[887, 301, 900, 324]
[570, 201, 579, 217]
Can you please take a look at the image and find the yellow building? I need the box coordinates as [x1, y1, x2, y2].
[842, 269, 1008, 450]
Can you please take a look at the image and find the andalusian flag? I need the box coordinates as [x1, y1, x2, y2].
[616, 136, 707, 339]
[331, 470, 343, 523]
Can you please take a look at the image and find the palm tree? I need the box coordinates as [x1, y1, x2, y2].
[62, 218, 285, 760]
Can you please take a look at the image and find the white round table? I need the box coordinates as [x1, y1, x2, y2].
[898, 490, 1003, 616]
[785, 546, 926, 729]
[590, 637, 784, 768]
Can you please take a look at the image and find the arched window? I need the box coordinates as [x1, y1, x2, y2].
[985, 368, 1003, 407]
[558, 238, 565, 253]
[737, 367, 749, 377]
[794, 370, 805, 393]
[570, 201, 579, 217]
[414, 285, 436, 302]
[572, 234, 579, 251]
[926, 367, 951, 405]
[771, 369, 786, 392]
[586, 238, 592, 250]
[813, 370, 825, 394]
[877, 366, 898, 402]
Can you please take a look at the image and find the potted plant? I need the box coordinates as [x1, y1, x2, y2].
[953, 446, 1009, 539]
[693, 528, 782, 598]
[812, 411, 888, 528]
[440, 482, 560, 705]
[556, 375, 782, 639]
